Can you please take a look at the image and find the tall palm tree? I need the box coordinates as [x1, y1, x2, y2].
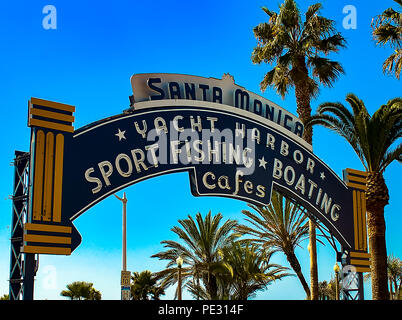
[217, 241, 291, 300]
[151, 211, 238, 300]
[305, 93, 402, 299]
[251, 1, 346, 298]
[60, 281, 101, 300]
[130, 270, 166, 300]
[252, 0, 346, 143]
[372, 0, 402, 79]
[237, 190, 312, 299]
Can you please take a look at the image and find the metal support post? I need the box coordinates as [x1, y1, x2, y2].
[9, 151, 30, 300]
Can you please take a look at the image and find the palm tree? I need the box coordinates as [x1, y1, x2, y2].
[151, 211, 238, 300]
[252, 0, 346, 143]
[88, 287, 102, 300]
[237, 190, 312, 299]
[366, 254, 402, 300]
[318, 280, 330, 300]
[60, 281, 101, 300]
[318, 278, 340, 300]
[305, 93, 402, 299]
[217, 241, 291, 300]
[0, 294, 9, 300]
[386, 255, 402, 299]
[372, 0, 402, 79]
[251, 1, 347, 298]
[130, 270, 166, 300]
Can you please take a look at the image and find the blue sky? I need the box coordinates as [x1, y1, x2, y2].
[0, 0, 401, 300]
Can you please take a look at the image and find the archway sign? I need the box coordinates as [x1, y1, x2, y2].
[23, 73, 371, 272]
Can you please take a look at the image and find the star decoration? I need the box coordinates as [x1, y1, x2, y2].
[258, 156, 267, 170]
[320, 172, 326, 180]
[115, 128, 126, 141]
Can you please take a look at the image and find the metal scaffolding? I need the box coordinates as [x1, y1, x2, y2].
[9, 151, 37, 300]
[340, 264, 365, 300]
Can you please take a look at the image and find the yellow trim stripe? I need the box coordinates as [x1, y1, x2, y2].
[53, 134, 64, 223]
[357, 190, 363, 250]
[23, 245, 71, 255]
[29, 118, 74, 133]
[351, 259, 371, 266]
[355, 266, 370, 273]
[347, 175, 367, 183]
[350, 252, 371, 259]
[31, 97, 75, 113]
[24, 234, 71, 244]
[30, 108, 75, 123]
[345, 168, 368, 177]
[43, 132, 54, 222]
[347, 181, 367, 191]
[33, 130, 45, 221]
[24, 223, 72, 233]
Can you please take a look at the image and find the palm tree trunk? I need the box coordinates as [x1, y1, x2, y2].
[286, 251, 311, 299]
[294, 80, 313, 144]
[389, 278, 393, 300]
[366, 172, 389, 300]
[294, 63, 317, 300]
[308, 220, 319, 300]
[393, 280, 398, 300]
[205, 272, 218, 300]
[367, 208, 389, 300]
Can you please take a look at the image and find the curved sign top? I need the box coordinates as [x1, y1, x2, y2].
[130, 73, 305, 140]
[21, 74, 371, 274]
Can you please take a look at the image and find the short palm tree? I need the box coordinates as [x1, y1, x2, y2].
[237, 190, 312, 299]
[130, 270, 166, 300]
[318, 280, 330, 300]
[372, 0, 402, 79]
[364, 254, 402, 300]
[217, 241, 291, 300]
[0, 294, 9, 300]
[387, 255, 402, 299]
[318, 277, 340, 300]
[305, 93, 402, 300]
[60, 281, 101, 300]
[151, 211, 238, 300]
[251, 1, 346, 298]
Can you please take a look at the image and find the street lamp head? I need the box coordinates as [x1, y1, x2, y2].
[176, 256, 184, 268]
[333, 263, 340, 273]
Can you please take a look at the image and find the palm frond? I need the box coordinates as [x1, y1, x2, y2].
[252, 0, 345, 100]
[308, 93, 402, 172]
[308, 56, 345, 87]
[383, 48, 402, 79]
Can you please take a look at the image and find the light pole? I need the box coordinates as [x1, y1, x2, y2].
[114, 192, 130, 300]
[176, 256, 183, 300]
[114, 192, 128, 271]
[334, 263, 340, 300]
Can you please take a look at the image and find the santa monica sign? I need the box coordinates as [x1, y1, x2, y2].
[22, 73, 370, 272]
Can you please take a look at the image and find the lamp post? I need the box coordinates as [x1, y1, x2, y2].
[334, 263, 340, 300]
[176, 256, 183, 300]
[114, 192, 130, 300]
[114, 192, 128, 271]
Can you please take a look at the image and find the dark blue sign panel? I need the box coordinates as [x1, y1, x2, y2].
[52, 104, 354, 252]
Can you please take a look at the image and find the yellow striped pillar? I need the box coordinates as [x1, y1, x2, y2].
[23, 97, 75, 255]
[343, 168, 371, 272]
